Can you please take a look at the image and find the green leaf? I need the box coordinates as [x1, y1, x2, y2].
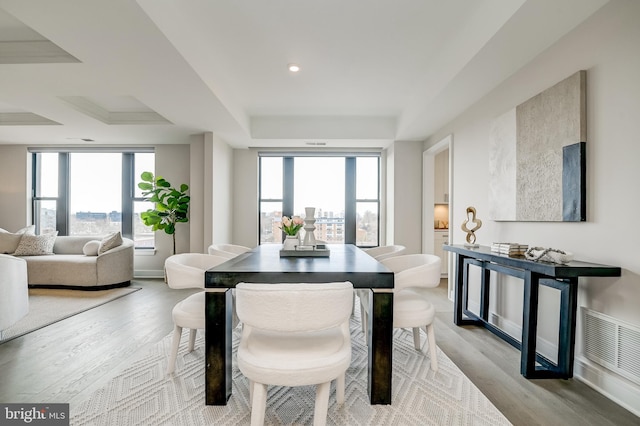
[165, 223, 175, 235]
[180, 184, 189, 192]
[141, 171, 154, 182]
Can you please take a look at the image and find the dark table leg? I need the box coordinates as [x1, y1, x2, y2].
[205, 289, 233, 405]
[521, 270, 540, 377]
[453, 254, 465, 325]
[557, 278, 578, 378]
[369, 290, 393, 404]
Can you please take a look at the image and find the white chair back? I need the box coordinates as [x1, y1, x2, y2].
[165, 253, 229, 289]
[207, 243, 251, 257]
[365, 245, 406, 261]
[380, 254, 441, 292]
[236, 282, 353, 332]
[207, 248, 237, 259]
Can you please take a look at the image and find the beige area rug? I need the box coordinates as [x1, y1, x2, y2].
[0, 286, 140, 343]
[70, 304, 512, 426]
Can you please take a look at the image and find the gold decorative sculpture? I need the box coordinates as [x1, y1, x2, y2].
[461, 206, 482, 247]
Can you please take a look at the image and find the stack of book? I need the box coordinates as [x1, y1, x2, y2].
[490, 242, 528, 256]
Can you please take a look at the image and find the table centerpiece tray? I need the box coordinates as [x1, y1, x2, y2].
[279, 245, 330, 257]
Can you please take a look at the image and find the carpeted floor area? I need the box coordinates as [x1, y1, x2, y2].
[69, 304, 512, 426]
[0, 286, 140, 343]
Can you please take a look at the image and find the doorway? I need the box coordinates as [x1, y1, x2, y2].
[423, 134, 453, 300]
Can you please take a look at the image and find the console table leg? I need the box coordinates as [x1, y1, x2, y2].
[558, 278, 579, 378]
[521, 271, 540, 377]
[453, 254, 466, 325]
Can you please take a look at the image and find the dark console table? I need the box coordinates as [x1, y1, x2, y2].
[443, 244, 621, 379]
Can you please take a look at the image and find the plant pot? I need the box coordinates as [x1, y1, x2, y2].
[282, 235, 299, 251]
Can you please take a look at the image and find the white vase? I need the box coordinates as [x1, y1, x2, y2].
[303, 207, 317, 246]
[282, 235, 299, 251]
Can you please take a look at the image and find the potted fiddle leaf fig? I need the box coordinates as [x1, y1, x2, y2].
[138, 171, 190, 254]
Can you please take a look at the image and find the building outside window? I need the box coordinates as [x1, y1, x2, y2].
[31, 150, 155, 249]
[259, 154, 380, 247]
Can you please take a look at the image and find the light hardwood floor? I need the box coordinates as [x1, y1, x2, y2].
[0, 278, 637, 425]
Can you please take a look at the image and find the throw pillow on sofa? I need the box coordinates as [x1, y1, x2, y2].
[98, 231, 123, 254]
[0, 225, 36, 254]
[82, 240, 101, 256]
[13, 232, 58, 256]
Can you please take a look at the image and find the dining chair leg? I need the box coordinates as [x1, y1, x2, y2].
[412, 327, 421, 350]
[336, 373, 346, 404]
[167, 324, 183, 374]
[313, 381, 331, 426]
[426, 324, 438, 372]
[188, 328, 197, 352]
[250, 382, 267, 426]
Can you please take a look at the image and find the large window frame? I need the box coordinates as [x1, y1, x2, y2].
[258, 153, 381, 247]
[31, 149, 154, 248]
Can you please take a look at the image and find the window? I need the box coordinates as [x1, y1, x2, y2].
[32, 150, 155, 248]
[258, 154, 380, 247]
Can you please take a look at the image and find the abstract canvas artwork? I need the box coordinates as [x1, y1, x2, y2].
[489, 70, 586, 221]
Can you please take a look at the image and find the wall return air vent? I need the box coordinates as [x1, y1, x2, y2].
[582, 307, 640, 385]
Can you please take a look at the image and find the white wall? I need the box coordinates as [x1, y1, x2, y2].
[207, 132, 234, 247]
[386, 141, 424, 254]
[190, 134, 206, 253]
[426, 0, 640, 413]
[0, 145, 29, 231]
[135, 144, 191, 275]
[232, 149, 259, 248]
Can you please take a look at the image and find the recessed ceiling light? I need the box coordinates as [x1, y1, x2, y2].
[288, 63, 300, 73]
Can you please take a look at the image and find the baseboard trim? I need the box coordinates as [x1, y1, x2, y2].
[574, 357, 640, 417]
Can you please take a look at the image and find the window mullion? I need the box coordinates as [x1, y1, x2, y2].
[282, 157, 294, 218]
[57, 153, 69, 235]
[121, 153, 134, 240]
[345, 157, 356, 244]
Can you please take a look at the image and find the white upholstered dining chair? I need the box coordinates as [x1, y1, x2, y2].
[235, 281, 354, 426]
[358, 253, 441, 371]
[207, 243, 251, 258]
[364, 244, 406, 261]
[164, 253, 231, 374]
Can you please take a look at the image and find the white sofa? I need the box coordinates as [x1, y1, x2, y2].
[17, 236, 134, 289]
[0, 254, 29, 338]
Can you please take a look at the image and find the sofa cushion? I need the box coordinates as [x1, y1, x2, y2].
[82, 240, 101, 256]
[0, 225, 35, 254]
[22, 254, 99, 287]
[99, 231, 123, 254]
[13, 232, 58, 256]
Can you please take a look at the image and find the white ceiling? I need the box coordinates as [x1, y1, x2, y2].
[0, 0, 608, 148]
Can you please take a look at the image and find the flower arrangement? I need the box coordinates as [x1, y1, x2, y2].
[280, 216, 304, 236]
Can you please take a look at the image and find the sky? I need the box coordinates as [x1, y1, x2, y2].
[261, 156, 379, 216]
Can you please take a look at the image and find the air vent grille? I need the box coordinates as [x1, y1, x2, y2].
[582, 308, 640, 385]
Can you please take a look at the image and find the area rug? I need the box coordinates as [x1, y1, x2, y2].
[0, 286, 140, 343]
[69, 306, 512, 426]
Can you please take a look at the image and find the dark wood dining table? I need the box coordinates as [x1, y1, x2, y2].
[204, 243, 394, 405]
